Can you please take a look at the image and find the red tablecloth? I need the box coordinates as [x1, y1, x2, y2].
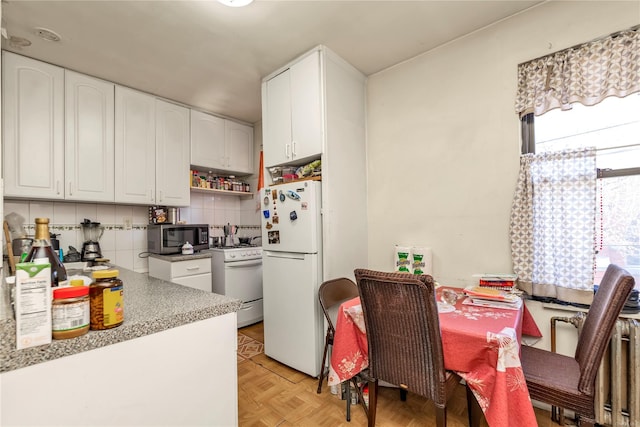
[328, 287, 542, 427]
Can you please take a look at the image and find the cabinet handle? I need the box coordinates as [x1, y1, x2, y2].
[286, 143, 290, 159]
[68, 181, 73, 196]
[149, 189, 154, 203]
[186, 266, 200, 271]
[158, 190, 163, 202]
[292, 141, 297, 157]
[56, 180, 61, 195]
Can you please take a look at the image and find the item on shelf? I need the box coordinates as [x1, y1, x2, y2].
[149, 206, 169, 224]
[189, 171, 251, 193]
[295, 159, 321, 178]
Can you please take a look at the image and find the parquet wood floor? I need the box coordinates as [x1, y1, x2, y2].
[238, 322, 558, 426]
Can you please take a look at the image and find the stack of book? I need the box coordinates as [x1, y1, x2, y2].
[462, 286, 522, 310]
[474, 273, 518, 290]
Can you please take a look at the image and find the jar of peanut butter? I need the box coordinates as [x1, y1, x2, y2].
[52, 286, 90, 339]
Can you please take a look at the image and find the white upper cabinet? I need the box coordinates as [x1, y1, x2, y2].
[64, 71, 115, 202]
[114, 86, 157, 204]
[2, 51, 65, 199]
[190, 110, 226, 170]
[225, 121, 253, 174]
[263, 50, 322, 167]
[190, 110, 253, 175]
[155, 99, 190, 207]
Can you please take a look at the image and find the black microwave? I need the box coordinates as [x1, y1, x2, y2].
[147, 224, 209, 254]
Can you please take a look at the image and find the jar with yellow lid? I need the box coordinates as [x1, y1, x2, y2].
[89, 269, 124, 330]
[52, 286, 90, 339]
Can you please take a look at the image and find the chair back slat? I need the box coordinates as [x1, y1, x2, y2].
[575, 264, 635, 394]
[354, 269, 447, 404]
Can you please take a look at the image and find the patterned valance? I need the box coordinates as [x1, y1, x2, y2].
[515, 26, 640, 117]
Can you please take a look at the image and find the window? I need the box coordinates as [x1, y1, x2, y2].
[527, 93, 640, 290]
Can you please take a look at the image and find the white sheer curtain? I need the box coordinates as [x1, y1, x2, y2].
[510, 148, 597, 305]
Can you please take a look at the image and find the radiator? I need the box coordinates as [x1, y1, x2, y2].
[593, 318, 639, 427]
[571, 315, 640, 427]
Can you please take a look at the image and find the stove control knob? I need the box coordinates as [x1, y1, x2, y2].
[229, 253, 236, 259]
[241, 252, 247, 257]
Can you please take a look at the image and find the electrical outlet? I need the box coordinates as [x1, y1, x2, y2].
[123, 217, 132, 230]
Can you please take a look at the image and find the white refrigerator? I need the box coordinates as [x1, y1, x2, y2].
[260, 180, 323, 377]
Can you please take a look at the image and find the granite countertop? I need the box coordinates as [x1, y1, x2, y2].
[0, 265, 241, 374]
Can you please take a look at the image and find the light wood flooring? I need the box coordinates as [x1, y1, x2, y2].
[238, 322, 559, 426]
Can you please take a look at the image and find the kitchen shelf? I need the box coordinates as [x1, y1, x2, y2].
[270, 175, 322, 186]
[190, 186, 253, 197]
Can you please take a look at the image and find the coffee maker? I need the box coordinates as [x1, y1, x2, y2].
[81, 219, 104, 261]
[223, 223, 236, 247]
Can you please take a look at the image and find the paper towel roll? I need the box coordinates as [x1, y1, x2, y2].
[411, 247, 432, 275]
[394, 246, 412, 273]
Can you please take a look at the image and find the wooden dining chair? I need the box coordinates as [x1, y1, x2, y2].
[316, 277, 360, 394]
[354, 269, 474, 427]
[521, 264, 635, 427]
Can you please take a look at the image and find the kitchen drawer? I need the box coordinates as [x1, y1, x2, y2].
[171, 258, 212, 278]
[237, 299, 263, 328]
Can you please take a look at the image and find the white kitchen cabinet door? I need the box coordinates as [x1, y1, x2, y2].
[64, 70, 115, 202]
[155, 99, 190, 206]
[263, 68, 292, 167]
[2, 52, 65, 199]
[115, 86, 157, 204]
[225, 121, 253, 174]
[263, 50, 322, 168]
[190, 110, 226, 171]
[289, 50, 322, 163]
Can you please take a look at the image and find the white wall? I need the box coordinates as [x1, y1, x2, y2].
[365, 1, 639, 353]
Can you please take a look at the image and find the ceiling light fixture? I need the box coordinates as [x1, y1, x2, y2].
[34, 27, 61, 42]
[9, 36, 32, 48]
[217, 0, 254, 7]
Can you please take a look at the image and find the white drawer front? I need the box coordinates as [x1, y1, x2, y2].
[237, 299, 263, 328]
[171, 258, 212, 278]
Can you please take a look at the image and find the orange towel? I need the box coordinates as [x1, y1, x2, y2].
[257, 151, 264, 191]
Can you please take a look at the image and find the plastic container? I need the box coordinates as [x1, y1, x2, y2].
[182, 241, 194, 254]
[52, 286, 90, 339]
[90, 270, 124, 330]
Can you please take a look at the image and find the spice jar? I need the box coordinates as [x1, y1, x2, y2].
[90, 269, 124, 330]
[52, 286, 90, 340]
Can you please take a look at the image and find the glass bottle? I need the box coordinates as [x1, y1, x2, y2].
[24, 218, 68, 287]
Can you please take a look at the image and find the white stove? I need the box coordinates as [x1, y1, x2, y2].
[210, 245, 262, 261]
[210, 246, 263, 328]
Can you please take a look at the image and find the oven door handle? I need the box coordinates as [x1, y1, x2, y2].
[226, 260, 262, 268]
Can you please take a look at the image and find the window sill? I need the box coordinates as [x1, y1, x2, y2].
[539, 301, 640, 320]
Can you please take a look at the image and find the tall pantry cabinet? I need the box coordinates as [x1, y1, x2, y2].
[261, 45, 368, 282]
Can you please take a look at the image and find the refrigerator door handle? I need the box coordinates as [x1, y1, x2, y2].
[264, 251, 306, 260]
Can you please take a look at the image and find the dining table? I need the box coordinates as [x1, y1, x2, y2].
[327, 286, 543, 427]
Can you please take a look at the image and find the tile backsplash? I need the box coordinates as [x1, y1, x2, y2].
[4, 191, 261, 273]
